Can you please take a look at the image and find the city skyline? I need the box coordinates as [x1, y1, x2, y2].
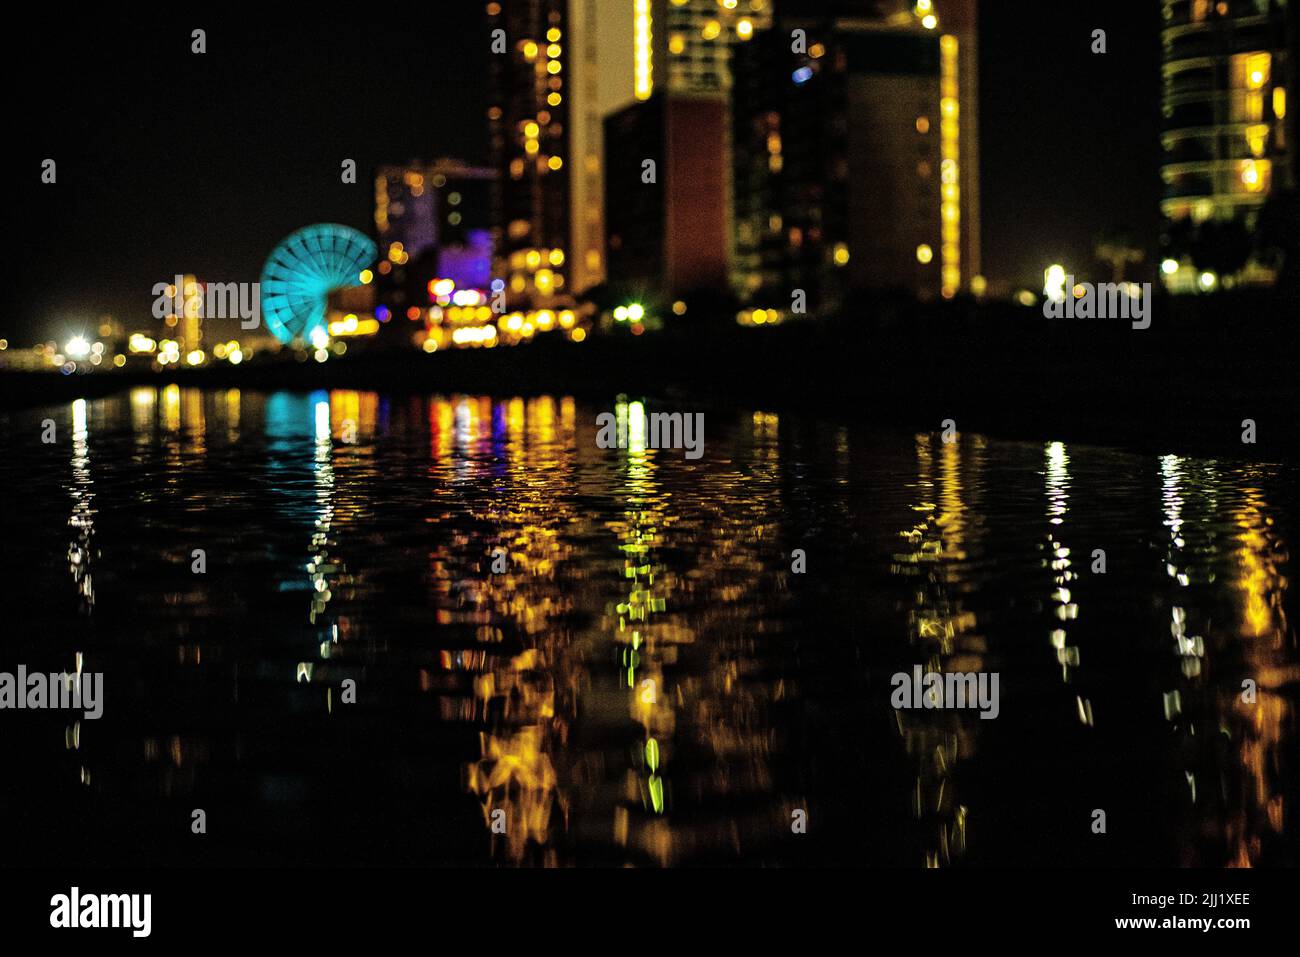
[7, 2, 1174, 345]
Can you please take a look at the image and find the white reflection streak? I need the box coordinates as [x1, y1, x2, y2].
[1045, 443, 1085, 716]
[68, 398, 94, 784]
[68, 399, 95, 611]
[309, 401, 335, 629]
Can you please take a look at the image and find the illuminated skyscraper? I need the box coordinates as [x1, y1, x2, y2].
[1160, 0, 1294, 292]
[488, 1, 633, 304]
[731, 0, 980, 314]
[600, 1, 775, 298]
[636, 0, 775, 99]
[374, 159, 495, 331]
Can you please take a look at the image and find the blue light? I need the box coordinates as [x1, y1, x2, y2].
[792, 66, 814, 85]
[260, 224, 377, 346]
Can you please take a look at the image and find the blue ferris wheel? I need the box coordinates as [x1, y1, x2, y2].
[259, 224, 377, 346]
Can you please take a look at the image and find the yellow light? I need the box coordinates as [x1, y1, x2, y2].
[1274, 87, 1287, 120]
[627, 304, 645, 321]
[672, 300, 687, 316]
[940, 35, 961, 298]
[916, 116, 930, 133]
[1244, 53, 1270, 90]
[737, 19, 754, 39]
[702, 20, 722, 41]
[547, 43, 561, 58]
[1161, 258, 1179, 275]
[916, 244, 934, 264]
[548, 92, 562, 106]
[635, 0, 654, 101]
[1239, 159, 1270, 192]
[669, 34, 685, 55]
[571, 327, 587, 342]
[1044, 264, 1067, 302]
[547, 28, 561, 42]
[752, 308, 768, 324]
[547, 155, 564, 170]
[547, 60, 561, 74]
[833, 243, 850, 266]
[549, 249, 565, 266]
[922, 14, 937, 29]
[523, 41, 538, 59]
[128, 334, 157, 355]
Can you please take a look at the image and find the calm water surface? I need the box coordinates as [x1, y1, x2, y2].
[0, 387, 1295, 867]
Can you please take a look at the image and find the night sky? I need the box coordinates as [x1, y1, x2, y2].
[7, 1, 1161, 345]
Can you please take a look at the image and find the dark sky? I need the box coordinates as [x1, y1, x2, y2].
[6, 2, 1161, 345]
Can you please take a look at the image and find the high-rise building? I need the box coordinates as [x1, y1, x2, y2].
[1160, 0, 1294, 292]
[632, 1, 777, 290]
[731, 0, 980, 315]
[487, 1, 634, 305]
[605, 92, 730, 299]
[374, 159, 496, 331]
[636, 0, 775, 99]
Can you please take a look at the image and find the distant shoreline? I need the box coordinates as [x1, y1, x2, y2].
[3, 296, 1296, 462]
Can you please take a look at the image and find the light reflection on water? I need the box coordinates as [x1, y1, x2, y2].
[0, 387, 1294, 867]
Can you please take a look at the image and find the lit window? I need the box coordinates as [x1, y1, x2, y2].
[1245, 123, 1269, 157]
[1239, 159, 1271, 193]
